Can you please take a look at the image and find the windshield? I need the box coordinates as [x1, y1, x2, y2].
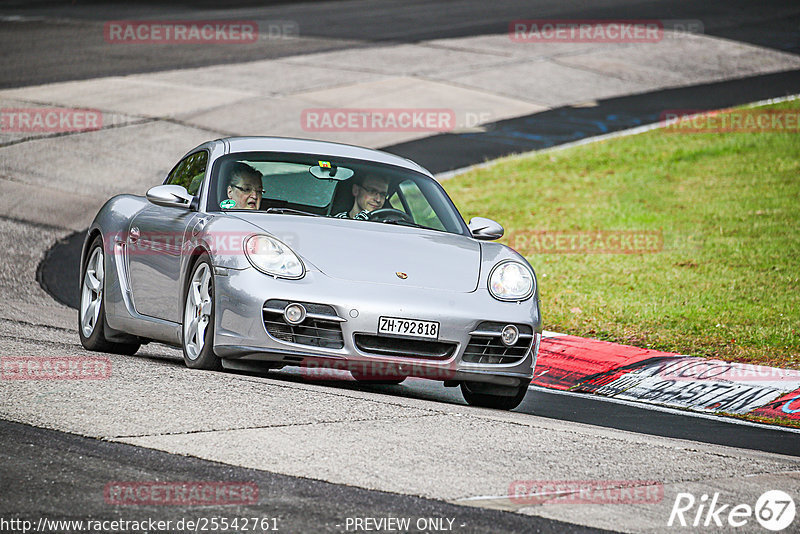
[207, 152, 469, 235]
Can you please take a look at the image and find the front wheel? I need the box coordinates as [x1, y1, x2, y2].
[460, 381, 529, 410]
[78, 235, 140, 355]
[182, 255, 221, 370]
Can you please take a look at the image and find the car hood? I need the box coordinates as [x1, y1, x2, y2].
[231, 213, 480, 292]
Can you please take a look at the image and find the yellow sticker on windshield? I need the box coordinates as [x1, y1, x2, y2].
[318, 160, 331, 168]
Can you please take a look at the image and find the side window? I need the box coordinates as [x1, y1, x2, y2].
[167, 151, 208, 196]
[388, 193, 405, 211]
[395, 180, 446, 231]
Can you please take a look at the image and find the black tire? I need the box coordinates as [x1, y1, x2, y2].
[460, 381, 529, 410]
[181, 254, 221, 370]
[78, 235, 140, 355]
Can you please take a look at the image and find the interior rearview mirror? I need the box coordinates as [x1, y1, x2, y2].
[309, 164, 354, 181]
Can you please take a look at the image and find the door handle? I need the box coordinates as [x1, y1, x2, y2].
[129, 226, 140, 243]
[191, 217, 209, 237]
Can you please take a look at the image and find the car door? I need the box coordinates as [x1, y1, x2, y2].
[127, 151, 208, 322]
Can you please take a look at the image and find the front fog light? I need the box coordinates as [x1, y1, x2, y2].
[501, 324, 519, 346]
[284, 303, 306, 325]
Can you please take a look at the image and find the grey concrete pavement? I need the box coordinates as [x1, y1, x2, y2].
[1, 0, 799, 88]
[3, 31, 798, 150]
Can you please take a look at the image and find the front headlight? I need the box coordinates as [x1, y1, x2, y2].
[244, 235, 305, 279]
[488, 260, 534, 301]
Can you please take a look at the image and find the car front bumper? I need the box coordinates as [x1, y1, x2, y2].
[213, 267, 541, 386]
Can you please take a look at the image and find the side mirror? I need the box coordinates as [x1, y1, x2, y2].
[468, 217, 504, 241]
[146, 185, 194, 209]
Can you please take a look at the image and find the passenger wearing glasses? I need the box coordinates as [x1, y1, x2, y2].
[225, 162, 264, 210]
[335, 176, 389, 220]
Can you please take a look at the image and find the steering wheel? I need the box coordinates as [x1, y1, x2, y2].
[367, 208, 413, 223]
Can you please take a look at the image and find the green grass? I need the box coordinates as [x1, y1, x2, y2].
[445, 100, 800, 369]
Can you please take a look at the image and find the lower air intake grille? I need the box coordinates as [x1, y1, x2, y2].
[263, 299, 344, 349]
[463, 321, 533, 364]
[354, 334, 456, 359]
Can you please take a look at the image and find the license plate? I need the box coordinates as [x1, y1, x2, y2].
[378, 317, 439, 339]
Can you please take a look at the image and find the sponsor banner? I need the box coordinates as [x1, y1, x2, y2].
[534, 336, 800, 419]
[587, 357, 800, 415]
[656, 359, 800, 385]
[533, 335, 676, 390]
[661, 109, 800, 133]
[1, 356, 111, 380]
[509, 480, 663, 505]
[748, 388, 800, 421]
[104, 481, 258, 506]
[0, 108, 102, 133]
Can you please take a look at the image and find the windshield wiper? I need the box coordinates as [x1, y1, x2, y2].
[264, 207, 320, 217]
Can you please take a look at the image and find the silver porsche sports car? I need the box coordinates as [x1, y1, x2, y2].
[79, 137, 541, 410]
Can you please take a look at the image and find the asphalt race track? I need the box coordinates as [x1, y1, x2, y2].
[0, 420, 605, 534]
[2, 1, 800, 533]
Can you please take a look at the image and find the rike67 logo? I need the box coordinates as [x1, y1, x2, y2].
[668, 490, 795, 531]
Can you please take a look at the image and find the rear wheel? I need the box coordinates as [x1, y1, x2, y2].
[182, 255, 221, 370]
[78, 236, 140, 355]
[460, 381, 529, 410]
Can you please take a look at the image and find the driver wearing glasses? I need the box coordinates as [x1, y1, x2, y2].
[335, 176, 389, 220]
[225, 162, 264, 210]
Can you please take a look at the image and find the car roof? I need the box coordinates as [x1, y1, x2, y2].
[199, 136, 433, 177]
